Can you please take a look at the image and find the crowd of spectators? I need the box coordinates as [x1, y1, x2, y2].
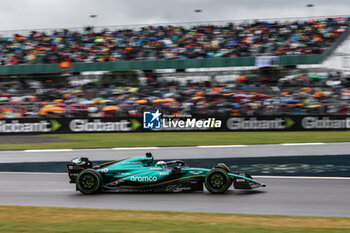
[0, 17, 348, 65]
[1, 72, 350, 118]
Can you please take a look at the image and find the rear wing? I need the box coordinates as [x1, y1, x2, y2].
[67, 157, 92, 183]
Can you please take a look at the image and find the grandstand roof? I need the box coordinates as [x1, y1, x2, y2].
[0, 14, 348, 37]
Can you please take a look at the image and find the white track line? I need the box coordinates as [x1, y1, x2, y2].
[112, 147, 160, 150]
[197, 145, 247, 148]
[24, 149, 74, 153]
[280, 143, 325, 146]
[0, 143, 330, 153]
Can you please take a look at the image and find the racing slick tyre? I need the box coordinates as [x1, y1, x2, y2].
[214, 163, 233, 186]
[214, 163, 231, 173]
[77, 169, 103, 194]
[204, 168, 231, 194]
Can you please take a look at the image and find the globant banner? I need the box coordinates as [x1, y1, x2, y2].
[1, 116, 350, 134]
[0, 118, 141, 134]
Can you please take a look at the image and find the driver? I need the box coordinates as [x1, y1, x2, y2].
[156, 161, 167, 168]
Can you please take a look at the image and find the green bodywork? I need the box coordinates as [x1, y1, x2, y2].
[68, 155, 265, 193]
[95, 156, 257, 187]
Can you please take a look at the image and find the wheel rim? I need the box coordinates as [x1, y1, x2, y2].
[210, 174, 225, 189]
[81, 174, 96, 189]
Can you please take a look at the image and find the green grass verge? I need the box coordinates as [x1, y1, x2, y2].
[0, 206, 349, 233]
[1, 131, 350, 150]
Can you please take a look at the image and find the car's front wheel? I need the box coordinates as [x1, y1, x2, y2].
[76, 169, 103, 194]
[204, 168, 231, 194]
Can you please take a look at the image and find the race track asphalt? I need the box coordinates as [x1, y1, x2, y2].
[1, 142, 350, 163]
[0, 173, 349, 217]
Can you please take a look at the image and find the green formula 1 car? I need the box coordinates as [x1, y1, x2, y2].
[67, 152, 265, 194]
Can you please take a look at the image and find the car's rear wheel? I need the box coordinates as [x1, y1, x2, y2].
[204, 168, 231, 194]
[77, 169, 103, 194]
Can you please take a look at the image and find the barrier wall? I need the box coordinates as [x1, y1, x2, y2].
[3, 155, 350, 176]
[0, 115, 350, 134]
[0, 55, 322, 75]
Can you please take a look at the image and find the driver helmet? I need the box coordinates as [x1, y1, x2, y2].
[156, 161, 167, 168]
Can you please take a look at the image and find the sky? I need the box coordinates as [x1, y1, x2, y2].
[0, 0, 349, 31]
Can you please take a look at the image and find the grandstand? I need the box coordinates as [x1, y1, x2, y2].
[0, 15, 348, 75]
[0, 15, 350, 118]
